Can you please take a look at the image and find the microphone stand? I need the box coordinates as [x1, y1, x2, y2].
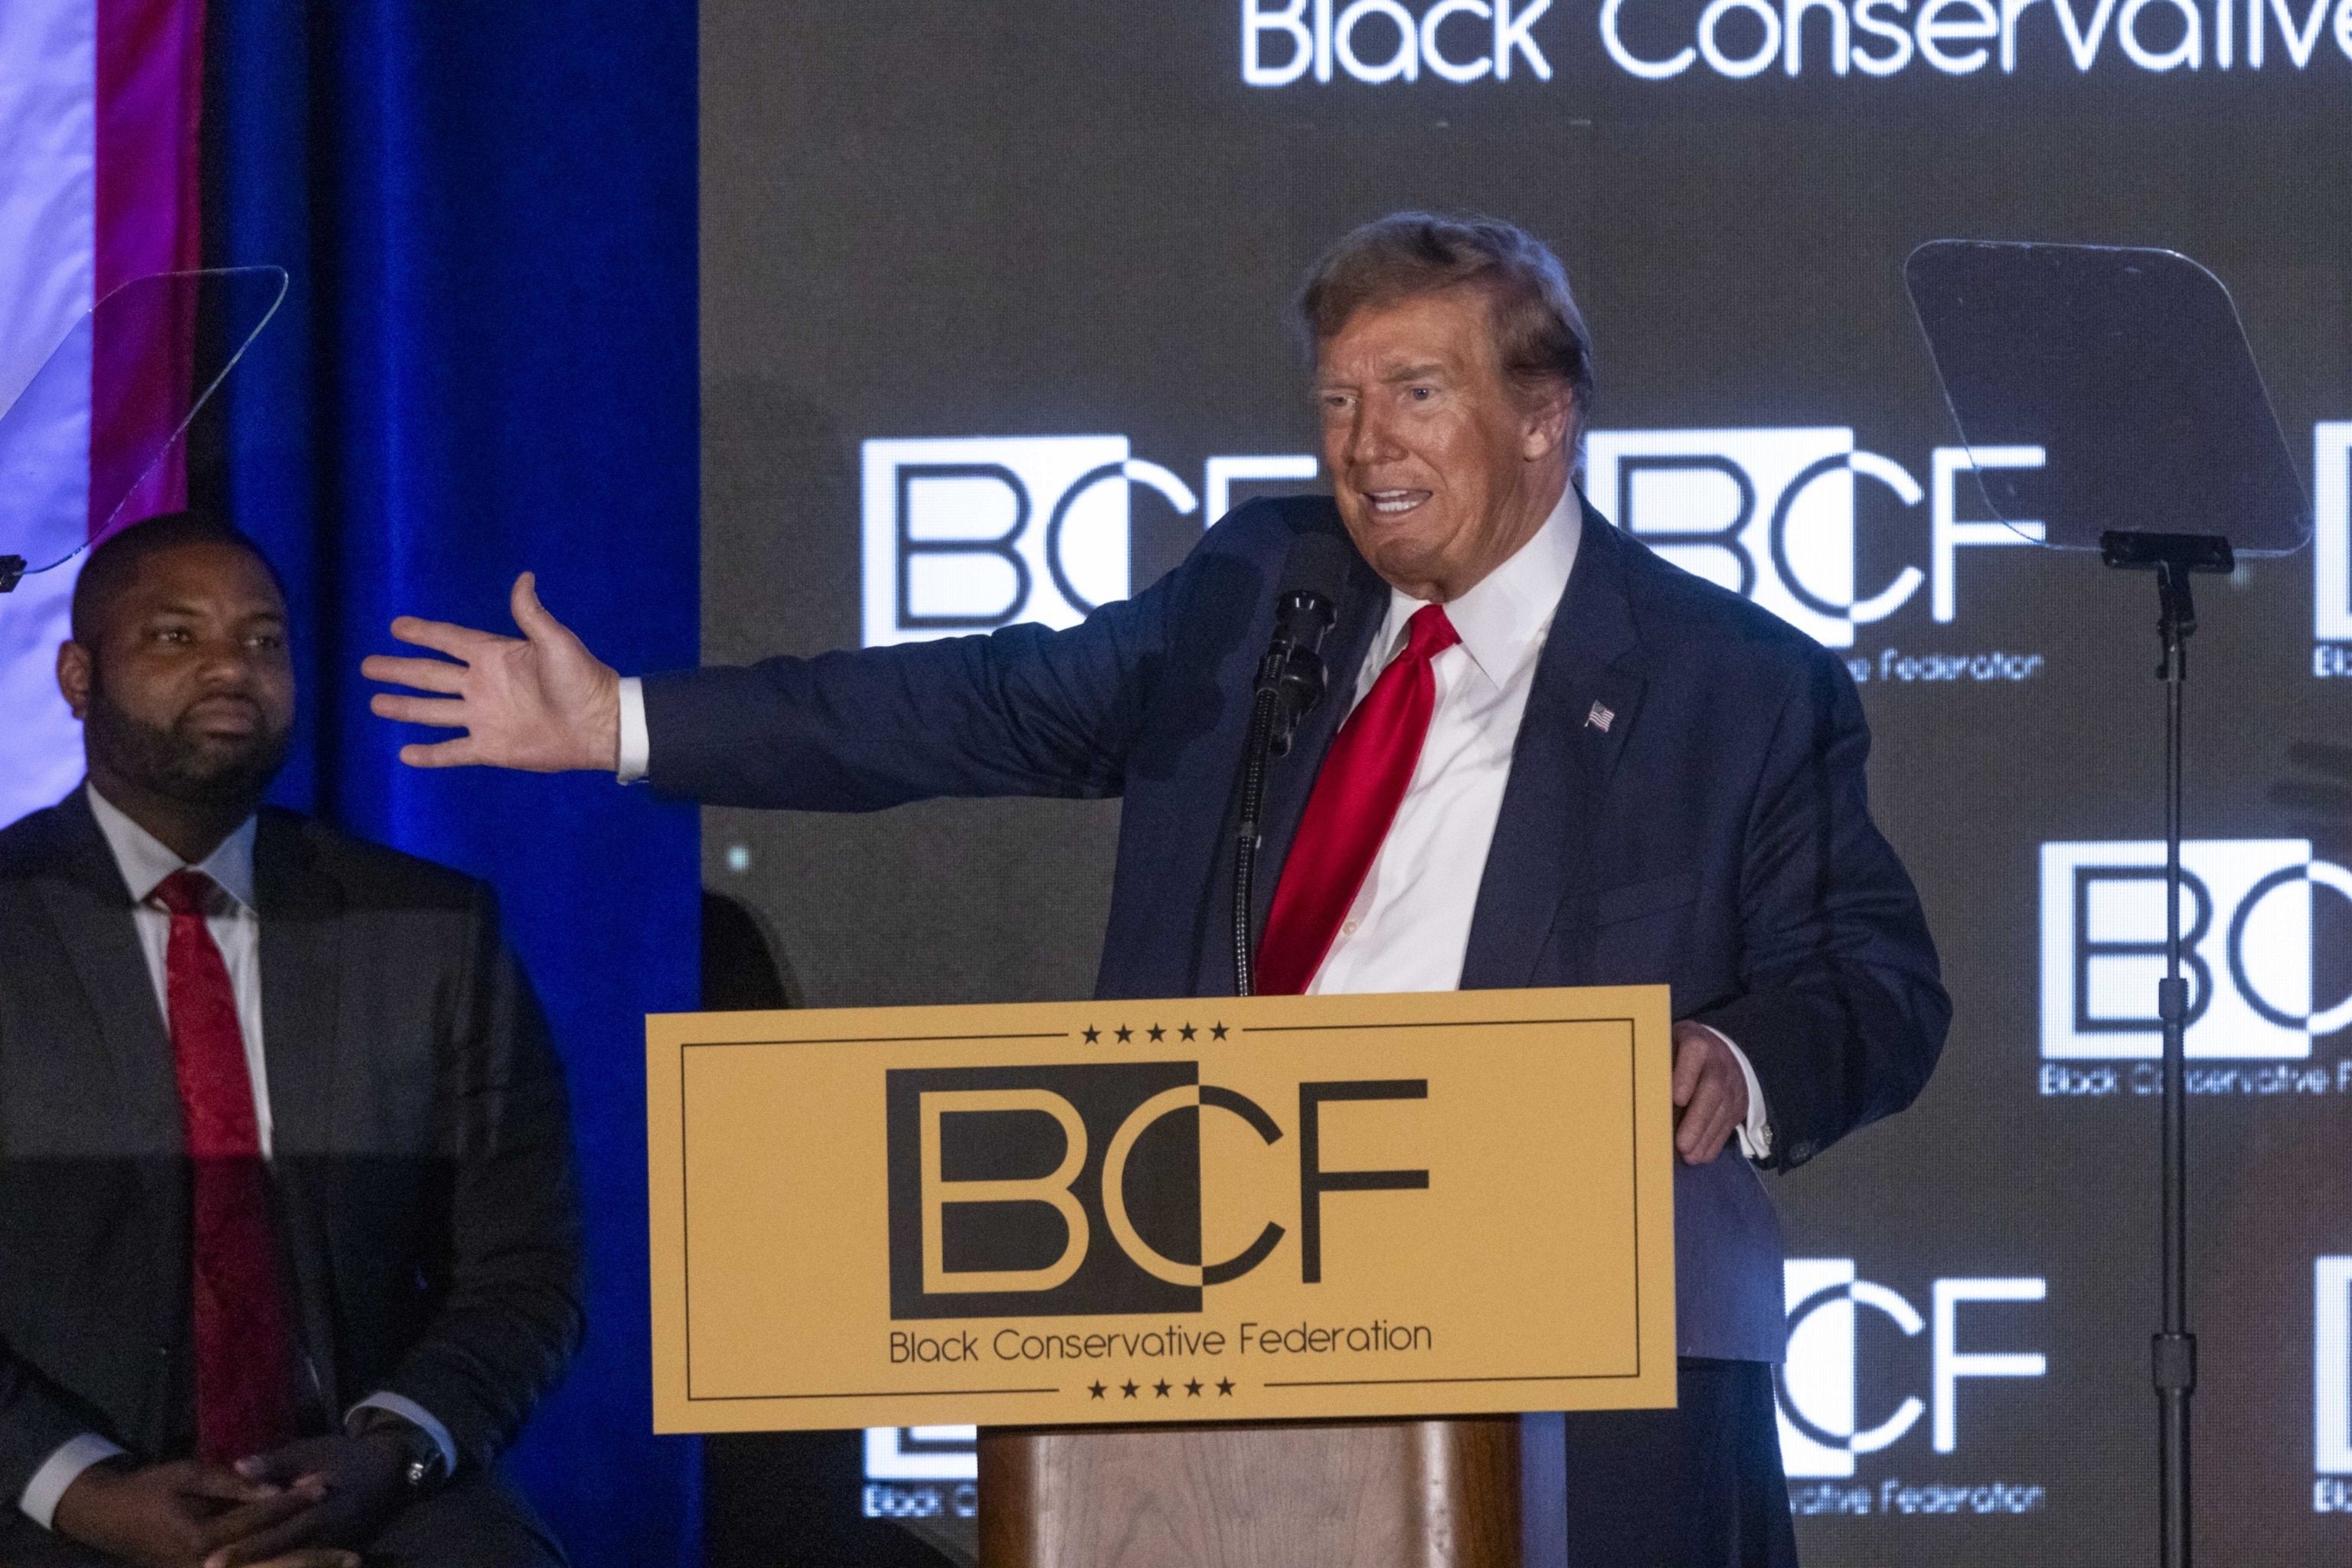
[2102, 528, 2232, 1568]
[1232, 687, 1282, 997]
[1232, 590, 1338, 997]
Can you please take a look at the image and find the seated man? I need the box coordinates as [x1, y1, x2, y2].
[0, 513, 583, 1568]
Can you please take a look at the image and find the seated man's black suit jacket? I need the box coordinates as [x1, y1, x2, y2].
[0, 789, 583, 1511]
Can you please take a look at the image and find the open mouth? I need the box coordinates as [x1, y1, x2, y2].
[1363, 488, 1431, 518]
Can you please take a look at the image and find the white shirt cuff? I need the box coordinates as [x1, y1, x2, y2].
[348, 1392, 459, 1478]
[20, 1433, 126, 1530]
[1690, 1022, 1773, 1161]
[616, 675, 650, 783]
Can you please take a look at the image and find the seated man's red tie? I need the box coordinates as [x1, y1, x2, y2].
[1256, 603, 1460, 995]
[153, 869, 301, 1462]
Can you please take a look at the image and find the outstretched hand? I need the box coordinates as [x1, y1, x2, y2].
[362, 573, 622, 772]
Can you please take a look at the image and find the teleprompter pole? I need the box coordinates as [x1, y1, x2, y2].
[2156, 573, 2192, 1568]
[2102, 530, 2231, 1568]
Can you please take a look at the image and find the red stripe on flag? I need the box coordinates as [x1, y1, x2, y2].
[90, 0, 207, 539]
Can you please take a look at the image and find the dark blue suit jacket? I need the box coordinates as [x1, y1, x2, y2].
[644, 495, 1947, 1361]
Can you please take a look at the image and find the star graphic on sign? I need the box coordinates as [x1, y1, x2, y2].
[1088, 1381, 1106, 1400]
[1210, 1022, 1228, 1040]
[1083, 1026, 1099, 1044]
[1217, 1378, 1235, 1396]
[1153, 1379, 1172, 1398]
[1148, 1024, 1165, 1042]
[1121, 1380, 1139, 1399]
[1116, 1025, 1133, 1044]
[1179, 1022, 1196, 1041]
[1184, 1378, 1204, 1396]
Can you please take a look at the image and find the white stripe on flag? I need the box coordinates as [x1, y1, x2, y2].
[0, 0, 97, 828]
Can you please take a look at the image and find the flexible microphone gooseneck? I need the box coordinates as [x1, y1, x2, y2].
[1233, 532, 1352, 996]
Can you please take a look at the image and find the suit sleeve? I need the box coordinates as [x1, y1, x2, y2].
[0, 975, 121, 1505]
[0, 1350, 113, 1514]
[639, 542, 1184, 811]
[374, 886, 585, 1475]
[1689, 650, 1951, 1171]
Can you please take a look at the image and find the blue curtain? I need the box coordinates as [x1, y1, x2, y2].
[208, 3, 702, 1563]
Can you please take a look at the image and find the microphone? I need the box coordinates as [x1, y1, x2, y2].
[1253, 532, 1351, 756]
[1233, 531, 1353, 995]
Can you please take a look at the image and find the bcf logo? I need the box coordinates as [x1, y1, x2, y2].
[884, 1062, 1422, 1318]
[2308, 423, 2351, 649]
[2320, 1258, 2352, 1481]
[863, 1425, 978, 1482]
[2040, 840, 2352, 1060]
[1586, 427, 2045, 648]
[1777, 1260, 2046, 1479]
[861, 437, 1200, 648]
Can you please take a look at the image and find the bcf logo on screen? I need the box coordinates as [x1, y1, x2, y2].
[1590, 428, 1917, 650]
[861, 436, 1200, 648]
[2308, 423, 2350, 658]
[883, 1062, 1421, 1320]
[1586, 427, 2046, 648]
[2040, 840, 2352, 1060]
[1776, 1260, 2046, 1479]
[2319, 1258, 2352, 1495]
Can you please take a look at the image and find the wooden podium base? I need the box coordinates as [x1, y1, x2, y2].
[978, 1417, 1522, 1568]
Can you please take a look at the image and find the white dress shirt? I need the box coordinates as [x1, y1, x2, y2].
[86, 786, 274, 1152]
[612, 492, 1767, 1150]
[1292, 491, 1770, 1158]
[619, 675, 650, 782]
[1305, 492, 1583, 995]
[18, 788, 457, 1532]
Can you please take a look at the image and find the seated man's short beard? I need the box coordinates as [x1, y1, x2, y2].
[84, 674, 292, 809]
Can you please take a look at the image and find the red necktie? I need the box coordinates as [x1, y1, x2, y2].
[1257, 603, 1461, 995]
[152, 869, 301, 1462]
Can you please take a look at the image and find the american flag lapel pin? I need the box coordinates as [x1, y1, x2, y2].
[1586, 701, 1615, 733]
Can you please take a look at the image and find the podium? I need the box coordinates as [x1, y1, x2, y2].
[981, 1418, 1521, 1567]
[647, 987, 1673, 1568]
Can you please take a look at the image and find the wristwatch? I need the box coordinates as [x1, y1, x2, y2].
[347, 1409, 450, 1494]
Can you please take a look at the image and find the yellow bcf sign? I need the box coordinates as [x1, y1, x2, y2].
[648, 985, 1677, 1432]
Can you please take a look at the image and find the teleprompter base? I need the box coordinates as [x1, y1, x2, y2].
[979, 1416, 1521, 1568]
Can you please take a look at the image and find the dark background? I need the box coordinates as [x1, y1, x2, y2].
[695, 2, 2352, 1561]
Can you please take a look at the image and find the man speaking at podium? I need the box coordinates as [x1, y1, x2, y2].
[365, 213, 1947, 1565]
